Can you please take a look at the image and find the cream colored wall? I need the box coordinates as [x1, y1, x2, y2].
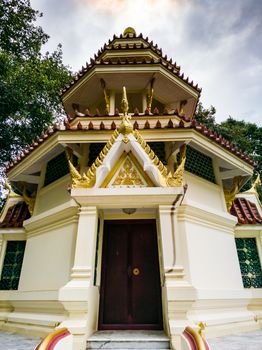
[184, 220, 243, 289]
[35, 175, 71, 215]
[19, 222, 77, 291]
[184, 172, 226, 212]
[180, 171, 244, 289]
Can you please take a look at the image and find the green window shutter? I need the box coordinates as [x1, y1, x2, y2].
[88, 143, 105, 167]
[235, 238, 262, 288]
[0, 241, 26, 290]
[178, 146, 216, 183]
[148, 142, 167, 165]
[44, 152, 77, 186]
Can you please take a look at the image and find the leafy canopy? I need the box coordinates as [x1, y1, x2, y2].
[195, 103, 262, 199]
[0, 0, 72, 167]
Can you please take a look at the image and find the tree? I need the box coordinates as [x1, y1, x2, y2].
[0, 0, 72, 167]
[195, 103, 262, 200]
[195, 103, 217, 130]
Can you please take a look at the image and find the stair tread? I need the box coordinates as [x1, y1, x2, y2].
[87, 330, 169, 341]
[87, 331, 170, 349]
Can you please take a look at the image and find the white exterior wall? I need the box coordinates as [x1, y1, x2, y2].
[20, 223, 76, 291]
[184, 172, 226, 212]
[35, 175, 72, 215]
[184, 220, 243, 289]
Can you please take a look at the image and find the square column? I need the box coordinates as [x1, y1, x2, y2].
[158, 205, 196, 350]
[59, 206, 98, 350]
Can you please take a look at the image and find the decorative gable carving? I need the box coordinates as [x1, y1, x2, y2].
[102, 152, 154, 188]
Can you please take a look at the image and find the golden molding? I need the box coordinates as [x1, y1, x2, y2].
[66, 122, 186, 189]
[66, 129, 119, 188]
[133, 129, 186, 187]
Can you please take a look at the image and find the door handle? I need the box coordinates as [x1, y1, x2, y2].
[133, 267, 140, 276]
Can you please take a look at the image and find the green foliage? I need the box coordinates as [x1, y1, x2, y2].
[0, 0, 48, 59]
[195, 103, 262, 200]
[0, 0, 72, 166]
[195, 103, 217, 130]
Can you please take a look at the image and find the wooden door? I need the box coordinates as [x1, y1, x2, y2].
[99, 220, 163, 330]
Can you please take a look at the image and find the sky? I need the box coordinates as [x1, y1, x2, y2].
[30, 0, 262, 126]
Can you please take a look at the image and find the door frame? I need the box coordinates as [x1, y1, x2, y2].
[98, 219, 163, 330]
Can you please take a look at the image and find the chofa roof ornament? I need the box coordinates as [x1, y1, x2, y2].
[247, 172, 261, 195]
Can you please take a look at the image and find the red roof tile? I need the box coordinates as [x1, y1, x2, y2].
[60, 31, 201, 97]
[0, 202, 30, 228]
[60, 57, 201, 97]
[5, 115, 256, 173]
[231, 198, 262, 225]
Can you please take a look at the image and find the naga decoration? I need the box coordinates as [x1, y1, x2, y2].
[224, 176, 243, 211]
[133, 130, 186, 187]
[4, 180, 21, 198]
[248, 172, 261, 194]
[65, 130, 119, 189]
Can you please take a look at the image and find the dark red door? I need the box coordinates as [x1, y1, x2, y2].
[99, 220, 163, 330]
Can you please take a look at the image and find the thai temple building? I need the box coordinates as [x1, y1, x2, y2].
[0, 28, 261, 350]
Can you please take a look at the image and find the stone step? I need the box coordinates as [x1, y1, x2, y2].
[86, 330, 170, 350]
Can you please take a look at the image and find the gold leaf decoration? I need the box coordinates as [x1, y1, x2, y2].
[112, 157, 144, 187]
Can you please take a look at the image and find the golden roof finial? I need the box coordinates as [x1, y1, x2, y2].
[123, 27, 136, 37]
[119, 87, 132, 143]
[121, 86, 129, 116]
[248, 172, 261, 194]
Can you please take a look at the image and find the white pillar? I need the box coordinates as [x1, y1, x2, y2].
[70, 206, 98, 282]
[158, 205, 184, 278]
[59, 206, 98, 350]
[158, 205, 196, 350]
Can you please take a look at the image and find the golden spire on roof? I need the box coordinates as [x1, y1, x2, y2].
[123, 27, 136, 37]
[119, 86, 132, 143]
[246, 172, 261, 194]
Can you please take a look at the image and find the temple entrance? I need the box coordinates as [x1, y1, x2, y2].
[98, 220, 163, 330]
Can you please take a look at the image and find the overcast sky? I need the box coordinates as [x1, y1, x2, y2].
[31, 0, 262, 125]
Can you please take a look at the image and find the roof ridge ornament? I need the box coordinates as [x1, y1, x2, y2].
[133, 130, 186, 187]
[247, 172, 261, 194]
[65, 130, 119, 189]
[119, 86, 133, 143]
[123, 27, 136, 37]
